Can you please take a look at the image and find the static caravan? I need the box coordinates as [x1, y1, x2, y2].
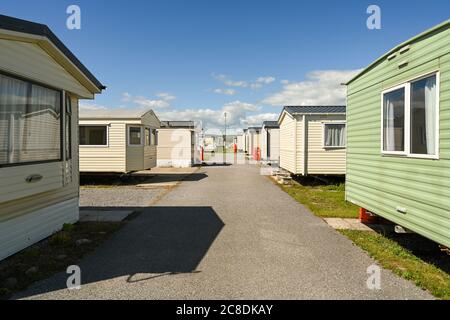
[346, 20, 450, 248]
[236, 133, 244, 151]
[247, 126, 261, 160]
[79, 109, 160, 173]
[261, 121, 280, 163]
[278, 106, 346, 175]
[0, 15, 104, 260]
[157, 121, 202, 167]
[243, 129, 249, 154]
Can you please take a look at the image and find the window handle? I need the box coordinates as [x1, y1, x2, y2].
[25, 174, 43, 183]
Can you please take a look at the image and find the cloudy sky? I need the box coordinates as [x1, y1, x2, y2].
[1, 0, 449, 133]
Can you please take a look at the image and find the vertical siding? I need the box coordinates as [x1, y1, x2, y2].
[307, 115, 346, 175]
[279, 113, 299, 174]
[79, 121, 126, 172]
[346, 24, 450, 247]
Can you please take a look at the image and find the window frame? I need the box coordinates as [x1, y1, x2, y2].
[127, 125, 143, 147]
[322, 121, 347, 149]
[151, 128, 158, 146]
[144, 127, 151, 146]
[64, 92, 72, 160]
[0, 71, 64, 168]
[79, 124, 109, 147]
[380, 71, 440, 160]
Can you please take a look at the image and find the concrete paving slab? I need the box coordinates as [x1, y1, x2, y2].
[79, 210, 134, 222]
[324, 218, 375, 231]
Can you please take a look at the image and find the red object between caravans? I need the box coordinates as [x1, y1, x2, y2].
[359, 208, 378, 224]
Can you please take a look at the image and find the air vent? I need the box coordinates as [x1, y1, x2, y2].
[387, 52, 397, 61]
[399, 45, 411, 54]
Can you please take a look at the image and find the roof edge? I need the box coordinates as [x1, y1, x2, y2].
[0, 14, 105, 91]
[345, 19, 450, 85]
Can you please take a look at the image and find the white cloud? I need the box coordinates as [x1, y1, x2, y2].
[213, 74, 248, 88]
[280, 79, 289, 85]
[250, 83, 262, 90]
[156, 92, 176, 101]
[157, 100, 264, 129]
[122, 92, 175, 109]
[256, 76, 276, 84]
[212, 74, 276, 92]
[79, 103, 107, 111]
[263, 69, 361, 106]
[242, 113, 279, 126]
[213, 88, 236, 96]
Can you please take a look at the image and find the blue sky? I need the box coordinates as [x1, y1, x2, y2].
[1, 0, 449, 131]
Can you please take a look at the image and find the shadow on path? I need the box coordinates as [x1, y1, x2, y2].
[15, 206, 224, 298]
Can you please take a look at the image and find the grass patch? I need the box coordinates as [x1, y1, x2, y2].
[278, 176, 359, 218]
[0, 221, 123, 300]
[341, 230, 450, 299]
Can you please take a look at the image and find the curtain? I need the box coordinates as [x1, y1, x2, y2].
[21, 84, 61, 160]
[384, 96, 395, 151]
[0, 74, 61, 164]
[0, 74, 28, 164]
[325, 124, 346, 147]
[424, 76, 436, 155]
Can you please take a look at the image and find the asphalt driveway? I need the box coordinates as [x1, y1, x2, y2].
[15, 164, 432, 299]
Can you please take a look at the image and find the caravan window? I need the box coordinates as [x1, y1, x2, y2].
[382, 73, 438, 158]
[383, 87, 405, 152]
[145, 128, 151, 146]
[128, 126, 142, 146]
[151, 129, 157, 145]
[0, 73, 62, 166]
[323, 123, 346, 148]
[79, 126, 107, 146]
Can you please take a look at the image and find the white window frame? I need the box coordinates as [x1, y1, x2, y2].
[322, 121, 347, 149]
[79, 124, 109, 148]
[380, 71, 440, 160]
[0, 72, 64, 167]
[144, 127, 151, 146]
[128, 125, 143, 147]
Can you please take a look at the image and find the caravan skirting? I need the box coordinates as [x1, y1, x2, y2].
[0, 198, 79, 261]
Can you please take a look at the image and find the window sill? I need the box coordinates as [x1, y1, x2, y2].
[0, 159, 62, 169]
[381, 152, 439, 160]
[80, 145, 109, 148]
[323, 146, 346, 150]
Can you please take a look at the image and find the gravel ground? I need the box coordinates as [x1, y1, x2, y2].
[80, 187, 167, 207]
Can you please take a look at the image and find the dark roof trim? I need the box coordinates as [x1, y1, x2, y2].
[283, 105, 346, 116]
[262, 121, 279, 128]
[0, 14, 105, 91]
[160, 121, 196, 128]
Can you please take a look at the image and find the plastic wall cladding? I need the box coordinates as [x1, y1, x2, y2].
[346, 25, 450, 247]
